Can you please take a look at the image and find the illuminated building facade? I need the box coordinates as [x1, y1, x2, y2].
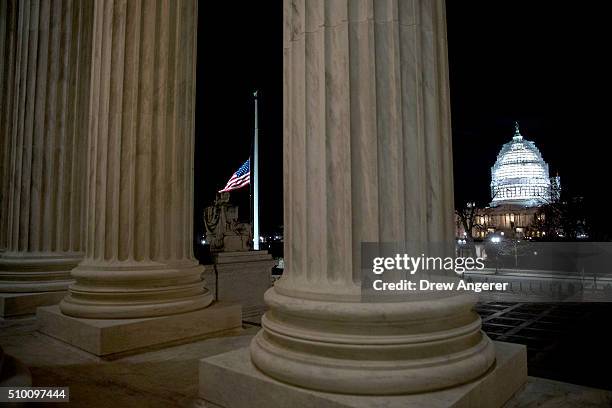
[457, 122, 559, 239]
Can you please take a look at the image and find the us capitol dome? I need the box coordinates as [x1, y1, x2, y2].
[490, 122, 558, 208]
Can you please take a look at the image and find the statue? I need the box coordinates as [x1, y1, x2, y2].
[204, 192, 252, 252]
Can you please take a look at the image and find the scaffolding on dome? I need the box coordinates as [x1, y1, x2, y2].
[490, 122, 558, 207]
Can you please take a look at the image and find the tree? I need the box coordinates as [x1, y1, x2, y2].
[455, 201, 493, 242]
[455, 193, 500, 241]
[531, 181, 587, 241]
[456, 202, 478, 241]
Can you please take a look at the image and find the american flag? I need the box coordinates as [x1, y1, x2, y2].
[218, 159, 250, 193]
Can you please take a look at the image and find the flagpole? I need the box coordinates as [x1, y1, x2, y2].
[253, 90, 260, 250]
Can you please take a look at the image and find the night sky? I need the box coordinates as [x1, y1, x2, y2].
[194, 1, 610, 243]
[447, 1, 608, 207]
[195, 1, 283, 242]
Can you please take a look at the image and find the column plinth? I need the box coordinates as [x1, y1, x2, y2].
[248, 0, 496, 395]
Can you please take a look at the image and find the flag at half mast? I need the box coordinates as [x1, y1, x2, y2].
[218, 159, 250, 193]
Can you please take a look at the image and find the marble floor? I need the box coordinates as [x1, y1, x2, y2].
[1, 317, 610, 407]
[477, 302, 612, 390]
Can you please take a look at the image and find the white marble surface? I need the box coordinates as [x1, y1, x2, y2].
[2, 316, 256, 407]
[251, 0, 494, 396]
[0, 0, 90, 301]
[59, 0, 213, 320]
[203, 251, 274, 320]
[1, 321, 610, 407]
[202, 341, 526, 408]
[38, 302, 242, 356]
[0, 291, 66, 317]
[506, 377, 612, 408]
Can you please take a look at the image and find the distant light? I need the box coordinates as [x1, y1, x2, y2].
[500, 231, 505, 236]
[491, 236, 501, 244]
[201, 239, 207, 245]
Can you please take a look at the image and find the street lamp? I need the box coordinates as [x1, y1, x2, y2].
[490, 235, 501, 273]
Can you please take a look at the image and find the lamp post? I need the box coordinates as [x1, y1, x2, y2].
[491, 235, 501, 274]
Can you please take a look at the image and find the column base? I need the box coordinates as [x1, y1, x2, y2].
[0, 291, 67, 317]
[203, 251, 275, 321]
[60, 260, 213, 319]
[196, 341, 526, 408]
[0, 252, 80, 292]
[37, 301, 242, 356]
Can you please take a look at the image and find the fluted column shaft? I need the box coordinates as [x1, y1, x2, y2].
[0, 0, 91, 292]
[0, 0, 18, 254]
[59, 0, 212, 319]
[250, 0, 495, 395]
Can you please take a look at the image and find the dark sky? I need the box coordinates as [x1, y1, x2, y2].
[195, 1, 283, 241]
[194, 1, 610, 242]
[447, 1, 609, 209]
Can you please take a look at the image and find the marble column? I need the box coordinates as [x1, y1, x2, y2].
[59, 0, 213, 319]
[0, 0, 91, 309]
[250, 0, 495, 394]
[0, 0, 17, 255]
